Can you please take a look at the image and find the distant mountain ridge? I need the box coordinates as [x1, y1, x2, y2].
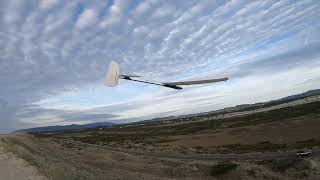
[134, 89, 320, 125]
[14, 122, 114, 134]
[276, 89, 320, 102]
[214, 89, 320, 113]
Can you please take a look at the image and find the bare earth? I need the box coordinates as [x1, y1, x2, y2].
[0, 136, 45, 180]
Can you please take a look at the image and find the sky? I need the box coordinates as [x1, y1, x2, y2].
[0, 0, 320, 133]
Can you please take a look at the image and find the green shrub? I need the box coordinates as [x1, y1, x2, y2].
[221, 141, 287, 153]
[272, 159, 302, 172]
[210, 162, 238, 176]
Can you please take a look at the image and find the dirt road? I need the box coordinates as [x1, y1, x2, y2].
[0, 135, 46, 180]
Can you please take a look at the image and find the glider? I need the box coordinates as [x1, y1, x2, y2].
[105, 61, 228, 90]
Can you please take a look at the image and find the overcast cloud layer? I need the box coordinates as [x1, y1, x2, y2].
[1, 0, 320, 132]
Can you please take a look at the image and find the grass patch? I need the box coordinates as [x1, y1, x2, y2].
[215, 138, 320, 153]
[256, 159, 305, 172]
[221, 141, 287, 153]
[210, 162, 238, 176]
[151, 138, 176, 143]
[295, 138, 320, 148]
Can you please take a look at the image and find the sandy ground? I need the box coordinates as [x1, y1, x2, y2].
[0, 136, 46, 180]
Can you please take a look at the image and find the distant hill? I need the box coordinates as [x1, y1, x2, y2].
[14, 122, 114, 134]
[129, 89, 320, 126]
[276, 89, 320, 103]
[215, 89, 320, 113]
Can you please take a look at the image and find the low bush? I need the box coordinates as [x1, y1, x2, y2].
[210, 162, 238, 176]
[256, 159, 305, 172]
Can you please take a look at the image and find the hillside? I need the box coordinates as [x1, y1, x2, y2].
[133, 89, 320, 125]
[14, 122, 114, 134]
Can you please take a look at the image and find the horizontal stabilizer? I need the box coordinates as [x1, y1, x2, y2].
[119, 74, 141, 78]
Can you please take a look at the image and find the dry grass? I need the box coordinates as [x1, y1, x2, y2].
[3, 133, 320, 179]
[2, 135, 217, 179]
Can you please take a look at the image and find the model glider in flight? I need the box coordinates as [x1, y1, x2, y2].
[105, 61, 228, 90]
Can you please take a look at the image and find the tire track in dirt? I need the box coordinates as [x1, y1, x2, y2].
[0, 136, 46, 180]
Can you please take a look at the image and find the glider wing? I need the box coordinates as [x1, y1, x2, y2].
[164, 77, 229, 86]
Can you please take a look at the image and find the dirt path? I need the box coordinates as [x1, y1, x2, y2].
[0, 136, 46, 180]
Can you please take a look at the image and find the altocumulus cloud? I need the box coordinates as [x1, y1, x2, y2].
[0, 0, 320, 132]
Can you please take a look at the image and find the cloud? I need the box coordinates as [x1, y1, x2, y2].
[100, 0, 131, 28]
[0, 0, 319, 132]
[75, 9, 98, 29]
[40, 0, 59, 10]
[132, 1, 152, 17]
